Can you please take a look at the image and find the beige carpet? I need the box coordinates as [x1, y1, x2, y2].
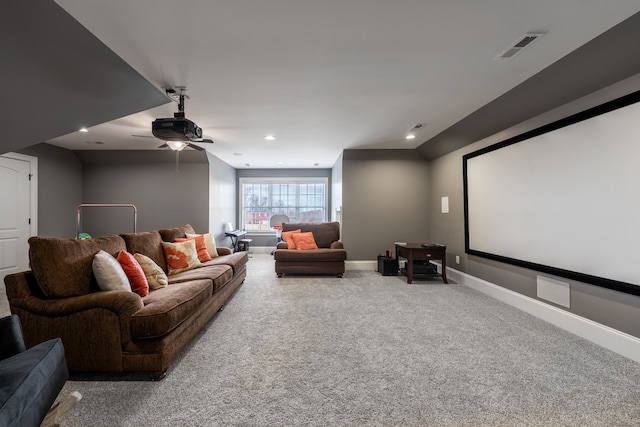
[6, 254, 640, 426]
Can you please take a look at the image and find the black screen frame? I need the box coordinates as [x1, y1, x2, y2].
[463, 89, 640, 297]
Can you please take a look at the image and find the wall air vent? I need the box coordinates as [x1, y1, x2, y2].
[496, 33, 545, 60]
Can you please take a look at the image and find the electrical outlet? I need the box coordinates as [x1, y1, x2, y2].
[455, 255, 460, 264]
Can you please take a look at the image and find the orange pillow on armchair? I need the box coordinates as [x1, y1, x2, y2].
[281, 229, 301, 249]
[291, 232, 318, 250]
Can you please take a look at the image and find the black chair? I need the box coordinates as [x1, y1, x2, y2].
[0, 314, 78, 427]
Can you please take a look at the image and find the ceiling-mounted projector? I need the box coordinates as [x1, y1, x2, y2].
[152, 113, 203, 142]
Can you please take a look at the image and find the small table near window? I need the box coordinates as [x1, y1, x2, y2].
[395, 243, 448, 284]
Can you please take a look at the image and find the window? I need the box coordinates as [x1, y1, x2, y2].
[240, 178, 328, 231]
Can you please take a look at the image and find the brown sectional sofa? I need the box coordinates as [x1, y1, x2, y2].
[273, 222, 347, 277]
[4, 224, 247, 379]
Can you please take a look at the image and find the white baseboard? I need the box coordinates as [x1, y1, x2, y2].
[346, 260, 376, 270]
[445, 266, 640, 364]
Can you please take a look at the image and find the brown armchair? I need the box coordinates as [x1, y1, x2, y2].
[273, 222, 347, 277]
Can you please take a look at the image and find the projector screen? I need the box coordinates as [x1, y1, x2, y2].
[463, 90, 640, 296]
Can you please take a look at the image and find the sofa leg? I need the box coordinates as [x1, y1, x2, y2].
[149, 370, 167, 381]
[277, 273, 283, 278]
[41, 391, 82, 427]
[337, 273, 343, 278]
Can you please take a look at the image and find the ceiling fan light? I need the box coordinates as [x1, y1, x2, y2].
[167, 141, 187, 151]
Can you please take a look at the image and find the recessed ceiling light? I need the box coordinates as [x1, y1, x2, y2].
[277, 161, 284, 164]
[79, 127, 89, 133]
[244, 163, 251, 167]
[233, 152, 244, 156]
[405, 134, 416, 140]
[264, 135, 276, 141]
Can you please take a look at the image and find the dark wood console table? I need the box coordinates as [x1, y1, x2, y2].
[395, 243, 448, 284]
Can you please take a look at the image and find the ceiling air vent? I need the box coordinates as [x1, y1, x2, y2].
[496, 33, 545, 60]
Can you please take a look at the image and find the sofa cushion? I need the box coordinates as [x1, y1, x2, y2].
[201, 251, 249, 274]
[121, 231, 167, 273]
[93, 250, 131, 292]
[176, 236, 212, 262]
[134, 253, 169, 290]
[291, 232, 318, 250]
[162, 240, 202, 275]
[274, 248, 347, 262]
[28, 235, 127, 298]
[167, 265, 234, 292]
[158, 224, 196, 243]
[281, 229, 301, 249]
[186, 232, 219, 258]
[281, 222, 340, 248]
[131, 279, 213, 339]
[117, 251, 149, 297]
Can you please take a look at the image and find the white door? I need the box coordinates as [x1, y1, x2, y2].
[0, 154, 36, 285]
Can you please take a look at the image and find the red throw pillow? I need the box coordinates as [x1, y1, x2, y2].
[116, 250, 149, 297]
[281, 229, 302, 249]
[176, 235, 212, 262]
[291, 232, 318, 250]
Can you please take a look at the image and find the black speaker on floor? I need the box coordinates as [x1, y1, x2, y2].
[377, 255, 398, 276]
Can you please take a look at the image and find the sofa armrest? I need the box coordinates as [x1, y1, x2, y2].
[6, 270, 145, 363]
[9, 291, 144, 319]
[330, 241, 344, 249]
[6, 271, 143, 318]
[217, 247, 232, 256]
[0, 315, 26, 359]
[276, 242, 289, 249]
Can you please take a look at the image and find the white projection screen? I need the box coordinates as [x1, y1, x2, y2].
[463, 90, 640, 296]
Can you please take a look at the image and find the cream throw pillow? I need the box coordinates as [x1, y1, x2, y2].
[134, 253, 169, 290]
[161, 240, 202, 275]
[186, 232, 219, 258]
[93, 250, 132, 292]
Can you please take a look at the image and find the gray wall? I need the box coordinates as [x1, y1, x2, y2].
[428, 73, 640, 338]
[207, 151, 238, 248]
[14, 145, 237, 248]
[341, 150, 430, 260]
[18, 143, 83, 238]
[331, 152, 343, 223]
[76, 150, 210, 237]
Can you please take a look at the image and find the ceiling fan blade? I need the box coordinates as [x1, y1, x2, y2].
[158, 143, 169, 149]
[187, 143, 205, 151]
[131, 134, 157, 139]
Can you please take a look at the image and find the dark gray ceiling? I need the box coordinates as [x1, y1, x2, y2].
[417, 11, 640, 160]
[3, 2, 640, 163]
[0, 0, 169, 155]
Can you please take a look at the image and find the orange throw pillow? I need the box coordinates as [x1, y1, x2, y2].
[161, 240, 202, 275]
[176, 235, 212, 262]
[116, 250, 149, 297]
[291, 232, 318, 250]
[281, 229, 302, 249]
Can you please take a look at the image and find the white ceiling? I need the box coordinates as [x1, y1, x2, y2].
[46, 0, 640, 169]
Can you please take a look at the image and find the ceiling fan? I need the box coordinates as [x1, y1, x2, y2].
[133, 87, 214, 173]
